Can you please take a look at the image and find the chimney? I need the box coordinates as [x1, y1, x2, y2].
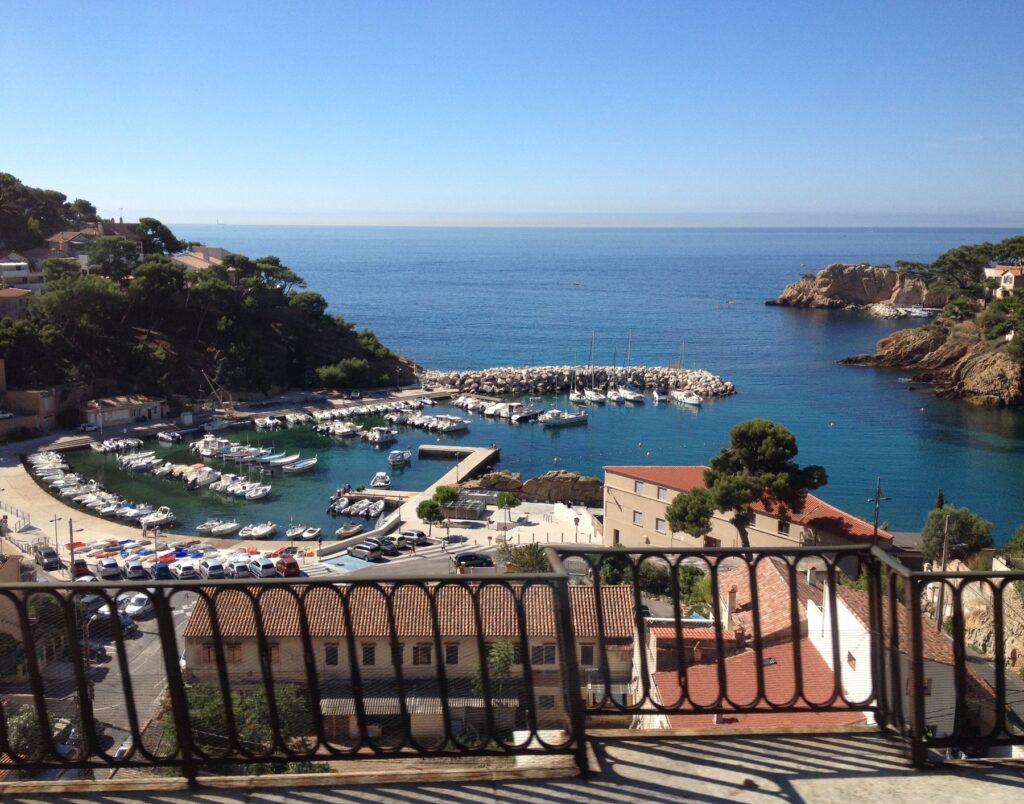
[119, 216, 123, 224]
[733, 625, 746, 650]
[724, 585, 737, 630]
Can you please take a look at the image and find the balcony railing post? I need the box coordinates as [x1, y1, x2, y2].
[152, 588, 198, 783]
[552, 572, 588, 775]
[866, 549, 888, 732]
[906, 574, 928, 767]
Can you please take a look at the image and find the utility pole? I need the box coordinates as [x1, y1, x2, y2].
[869, 478, 891, 547]
[49, 514, 62, 549]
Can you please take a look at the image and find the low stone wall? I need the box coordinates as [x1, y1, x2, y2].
[423, 365, 735, 398]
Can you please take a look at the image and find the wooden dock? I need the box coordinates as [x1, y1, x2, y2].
[418, 444, 501, 492]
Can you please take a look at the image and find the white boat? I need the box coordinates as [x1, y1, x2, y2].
[140, 506, 175, 527]
[540, 409, 589, 428]
[286, 524, 307, 540]
[254, 451, 286, 463]
[619, 387, 645, 403]
[906, 304, 936, 318]
[388, 448, 412, 466]
[197, 519, 223, 535]
[245, 484, 272, 500]
[584, 388, 606, 404]
[366, 500, 386, 518]
[250, 522, 276, 539]
[336, 523, 363, 538]
[345, 499, 372, 516]
[671, 389, 702, 407]
[370, 472, 391, 488]
[364, 426, 397, 446]
[606, 389, 623, 404]
[210, 521, 241, 537]
[283, 455, 318, 473]
[157, 431, 182, 443]
[300, 527, 321, 541]
[652, 389, 665, 403]
[203, 417, 233, 432]
[269, 453, 301, 466]
[329, 496, 350, 514]
[569, 390, 587, 404]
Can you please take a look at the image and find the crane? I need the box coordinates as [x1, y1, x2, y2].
[201, 370, 236, 418]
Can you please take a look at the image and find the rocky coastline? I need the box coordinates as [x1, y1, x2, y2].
[461, 469, 603, 507]
[842, 322, 1023, 408]
[421, 365, 735, 399]
[767, 263, 946, 316]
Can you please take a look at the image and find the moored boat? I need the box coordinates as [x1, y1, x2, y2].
[387, 448, 412, 466]
[370, 471, 391, 488]
[335, 523, 363, 538]
[283, 455, 318, 473]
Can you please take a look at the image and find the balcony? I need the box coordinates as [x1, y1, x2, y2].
[1, 545, 1022, 796]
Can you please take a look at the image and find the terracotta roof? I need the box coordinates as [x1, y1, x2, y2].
[45, 230, 93, 244]
[836, 586, 956, 666]
[718, 557, 823, 642]
[0, 288, 31, 299]
[991, 265, 1024, 277]
[172, 253, 219, 271]
[183, 584, 635, 641]
[654, 638, 867, 729]
[86, 395, 164, 409]
[605, 465, 892, 543]
[650, 625, 737, 643]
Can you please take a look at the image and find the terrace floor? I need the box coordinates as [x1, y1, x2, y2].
[6, 732, 1024, 803]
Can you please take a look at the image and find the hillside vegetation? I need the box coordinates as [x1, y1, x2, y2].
[0, 173, 415, 397]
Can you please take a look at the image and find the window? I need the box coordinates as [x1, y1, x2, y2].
[531, 644, 556, 665]
[580, 644, 595, 666]
[704, 536, 720, 548]
[445, 643, 459, 665]
[777, 519, 791, 536]
[657, 486, 668, 502]
[362, 643, 376, 666]
[325, 644, 339, 666]
[268, 644, 280, 666]
[391, 642, 404, 666]
[846, 651, 856, 670]
[512, 642, 523, 664]
[202, 644, 214, 664]
[633, 511, 644, 527]
[538, 695, 556, 709]
[226, 644, 241, 665]
[613, 529, 620, 545]
[413, 644, 432, 666]
[634, 480, 645, 495]
[655, 518, 667, 534]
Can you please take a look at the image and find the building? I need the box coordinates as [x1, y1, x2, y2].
[0, 252, 44, 293]
[43, 221, 144, 272]
[603, 465, 892, 551]
[82, 395, 165, 428]
[171, 245, 228, 271]
[984, 264, 1024, 299]
[807, 584, 997, 741]
[182, 583, 637, 740]
[0, 288, 32, 319]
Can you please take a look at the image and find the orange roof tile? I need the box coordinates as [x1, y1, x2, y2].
[605, 465, 891, 543]
[654, 638, 867, 729]
[650, 626, 736, 643]
[0, 288, 31, 299]
[718, 557, 823, 642]
[183, 583, 635, 642]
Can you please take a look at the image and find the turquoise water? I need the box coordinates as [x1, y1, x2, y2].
[154, 226, 1024, 541]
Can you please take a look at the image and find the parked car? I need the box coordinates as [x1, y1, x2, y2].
[0, 410, 14, 420]
[198, 559, 225, 579]
[75, 574, 99, 583]
[247, 556, 277, 578]
[170, 560, 198, 580]
[150, 563, 173, 581]
[83, 639, 110, 664]
[79, 593, 105, 612]
[275, 555, 300, 576]
[77, 422, 98, 432]
[453, 552, 494, 569]
[123, 592, 154, 619]
[376, 535, 400, 556]
[123, 560, 148, 580]
[33, 545, 61, 571]
[113, 736, 134, 760]
[350, 541, 382, 561]
[70, 558, 91, 578]
[96, 557, 122, 581]
[89, 606, 139, 636]
[224, 559, 250, 578]
[401, 529, 428, 546]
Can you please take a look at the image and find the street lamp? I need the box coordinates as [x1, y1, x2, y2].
[49, 514, 62, 549]
[67, 518, 84, 577]
[868, 478, 892, 547]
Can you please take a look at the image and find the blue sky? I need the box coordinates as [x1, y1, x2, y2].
[3, 1, 1023, 225]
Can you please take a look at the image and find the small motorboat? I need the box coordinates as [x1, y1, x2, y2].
[583, 388, 606, 404]
[569, 390, 587, 404]
[250, 522, 277, 539]
[345, 499, 372, 516]
[300, 527, 322, 541]
[540, 409, 589, 428]
[286, 524, 307, 540]
[245, 484, 272, 500]
[671, 389, 702, 407]
[365, 500, 386, 518]
[387, 449, 412, 467]
[269, 453, 301, 466]
[370, 472, 391, 488]
[336, 523, 363, 538]
[210, 521, 242, 537]
[283, 455, 318, 473]
[197, 519, 223, 535]
[328, 496, 350, 515]
[619, 387, 645, 403]
[157, 431, 182, 443]
[140, 506, 175, 527]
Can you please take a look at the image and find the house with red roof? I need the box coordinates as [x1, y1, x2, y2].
[984, 264, 1024, 299]
[603, 465, 892, 551]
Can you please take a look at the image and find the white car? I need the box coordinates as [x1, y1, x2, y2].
[123, 592, 154, 619]
[247, 557, 277, 578]
[96, 557, 122, 580]
[0, 411, 15, 420]
[170, 560, 198, 580]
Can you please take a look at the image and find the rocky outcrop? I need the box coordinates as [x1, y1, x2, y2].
[422, 365, 735, 399]
[461, 470, 523, 493]
[521, 470, 603, 507]
[768, 263, 945, 312]
[843, 323, 1024, 407]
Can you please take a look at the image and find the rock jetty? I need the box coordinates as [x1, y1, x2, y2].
[422, 365, 735, 398]
[767, 263, 946, 315]
[843, 322, 1023, 408]
[462, 469, 604, 507]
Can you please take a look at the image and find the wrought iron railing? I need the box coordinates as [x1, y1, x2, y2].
[1, 544, 1022, 784]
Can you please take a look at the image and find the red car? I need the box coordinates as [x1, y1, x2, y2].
[275, 555, 300, 577]
[71, 558, 91, 578]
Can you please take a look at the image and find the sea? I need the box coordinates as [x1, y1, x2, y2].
[77, 226, 1024, 543]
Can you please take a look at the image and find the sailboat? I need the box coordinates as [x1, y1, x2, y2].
[569, 350, 586, 404]
[583, 331, 606, 404]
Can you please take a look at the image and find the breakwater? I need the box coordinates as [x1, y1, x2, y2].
[422, 365, 735, 398]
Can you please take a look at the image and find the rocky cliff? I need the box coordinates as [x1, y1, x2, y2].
[462, 469, 603, 506]
[842, 322, 1024, 407]
[767, 263, 944, 312]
